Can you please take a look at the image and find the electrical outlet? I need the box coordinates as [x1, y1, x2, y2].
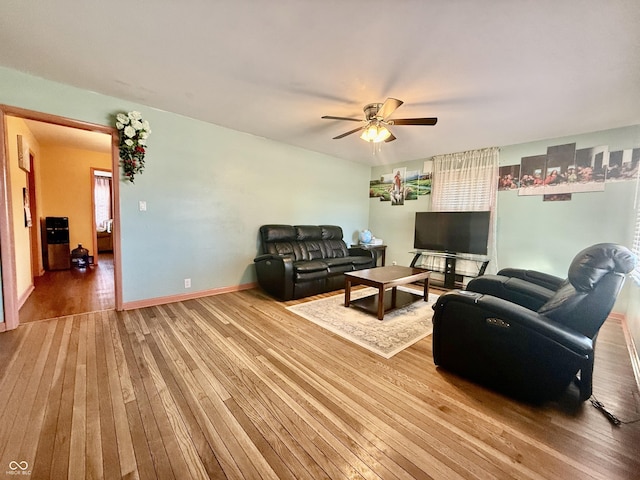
[139, 200, 147, 211]
[392, 260, 397, 266]
[184, 278, 191, 288]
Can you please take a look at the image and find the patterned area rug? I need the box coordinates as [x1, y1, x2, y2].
[286, 286, 438, 359]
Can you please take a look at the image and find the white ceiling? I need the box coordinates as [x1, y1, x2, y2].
[2, 1, 639, 166]
[21, 119, 111, 153]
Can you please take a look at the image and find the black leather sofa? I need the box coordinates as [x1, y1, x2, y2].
[432, 243, 637, 402]
[254, 224, 375, 300]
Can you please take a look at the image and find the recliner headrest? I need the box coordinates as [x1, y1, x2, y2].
[568, 243, 637, 292]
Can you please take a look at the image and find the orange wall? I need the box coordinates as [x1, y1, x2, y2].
[39, 145, 111, 256]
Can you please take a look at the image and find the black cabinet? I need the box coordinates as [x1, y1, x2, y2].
[42, 216, 70, 270]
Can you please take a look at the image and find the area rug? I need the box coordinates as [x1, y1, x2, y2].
[286, 286, 438, 359]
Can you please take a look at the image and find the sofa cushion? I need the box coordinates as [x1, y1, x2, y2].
[261, 224, 296, 242]
[349, 255, 374, 266]
[293, 260, 327, 273]
[323, 240, 349, 258]
[320, 225, 343, 240]
[301, 240, 326, 260]
[294, 258, 328, 282]
[326, 263, 354, 275]
[296, 225, 323, 241]
[323, 257, 351, 266]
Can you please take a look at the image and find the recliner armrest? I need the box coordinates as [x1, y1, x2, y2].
[433, 291, 592, 355]
[467, 275, 556, 311]
[497, 268, 566, 291]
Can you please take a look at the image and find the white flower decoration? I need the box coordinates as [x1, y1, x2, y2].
[115, 110, 151, 183]
[124, 126, 136, 138]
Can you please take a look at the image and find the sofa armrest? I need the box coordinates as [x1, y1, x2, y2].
[497, 268, 566, 291]
[348, 246, 375, 259]
[253, 254, 295, 300]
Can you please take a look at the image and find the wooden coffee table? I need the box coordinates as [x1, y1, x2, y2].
[344, 266, 430, 320]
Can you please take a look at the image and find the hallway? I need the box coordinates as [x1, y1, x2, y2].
[18, 253, 115, 323]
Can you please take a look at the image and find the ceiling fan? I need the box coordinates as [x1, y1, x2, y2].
[321, 97, 438, 143]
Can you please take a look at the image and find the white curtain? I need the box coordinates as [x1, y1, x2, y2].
[431, 147, 500, 273]
[94, 175, 112, 231]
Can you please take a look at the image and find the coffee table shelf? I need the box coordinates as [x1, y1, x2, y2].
[344, 266, 430, 320]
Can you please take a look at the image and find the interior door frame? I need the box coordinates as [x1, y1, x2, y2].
[0, 104, 123, 331]
[27, 151, 41, 278]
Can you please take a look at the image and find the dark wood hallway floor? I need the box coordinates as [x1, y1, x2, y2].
[18, 253, 115, 323]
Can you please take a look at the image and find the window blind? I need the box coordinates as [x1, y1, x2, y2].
[431, 147, 499, 212]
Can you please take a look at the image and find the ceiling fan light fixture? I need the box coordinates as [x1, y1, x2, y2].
[360, 123, 391, 143]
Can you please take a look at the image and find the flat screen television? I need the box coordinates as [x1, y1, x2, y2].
[414, 211, 490, 255]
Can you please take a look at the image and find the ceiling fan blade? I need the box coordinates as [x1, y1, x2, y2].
[384, 131, 397, 143]
[391, 117, 438, 126]
[321, 115, 362, 122]
[333, 126, 364, 139]
[377, 98, 403, 120]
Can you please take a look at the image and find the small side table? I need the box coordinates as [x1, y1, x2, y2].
[358, 244, 387, 266]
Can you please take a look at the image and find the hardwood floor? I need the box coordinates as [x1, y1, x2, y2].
[1, 287, 639, 479]
[19, 253, 115, 323]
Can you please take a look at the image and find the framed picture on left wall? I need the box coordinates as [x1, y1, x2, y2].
[17, 134, 30, 172]
[23, 187, 32, 227]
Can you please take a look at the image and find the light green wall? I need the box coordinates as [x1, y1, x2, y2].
[368, 125, 640, 352]
[0, 66, 371, 312]
[497, 125, 639, 275]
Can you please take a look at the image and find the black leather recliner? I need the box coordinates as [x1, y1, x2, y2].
[254, 224, 375, 300]
[432, 243, 637, 402]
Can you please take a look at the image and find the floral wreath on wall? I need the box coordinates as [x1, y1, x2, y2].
[115, 111, 151, 183]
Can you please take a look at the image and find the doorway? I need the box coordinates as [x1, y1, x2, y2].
[0, 105, 122, 330]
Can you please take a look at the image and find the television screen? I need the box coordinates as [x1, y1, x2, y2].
[413, 211, 490, 255]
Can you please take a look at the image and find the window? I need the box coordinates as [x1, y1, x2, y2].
[94, 170, 112, 232]
[431, 147, 499, 212]
[430, 147, 500, 274]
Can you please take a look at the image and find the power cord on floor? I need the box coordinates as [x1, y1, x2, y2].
[590, 395, 640, 426]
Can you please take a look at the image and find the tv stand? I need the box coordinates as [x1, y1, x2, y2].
[410, 250, 489, 289]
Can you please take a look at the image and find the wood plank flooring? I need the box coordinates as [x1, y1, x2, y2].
[19, 253, 115, 323]
[1, 287, 639, 479]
